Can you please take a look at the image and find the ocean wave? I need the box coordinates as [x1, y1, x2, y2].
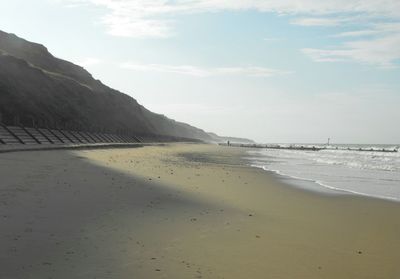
[247, 146, 400, 202]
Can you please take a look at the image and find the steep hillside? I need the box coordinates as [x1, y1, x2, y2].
[207, 132, 255, 144]
[0, 30, 213, 141]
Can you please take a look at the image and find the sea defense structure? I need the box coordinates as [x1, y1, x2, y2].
[220, 143, 398, 153]
[0, 123, 142, 145]
[0, 111, 203, 146]
[0, 123, 201, 146]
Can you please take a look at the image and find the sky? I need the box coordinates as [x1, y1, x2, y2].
[1, 0, 400, 144]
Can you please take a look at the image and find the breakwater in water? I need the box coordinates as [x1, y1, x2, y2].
[220, 143, 398, 153]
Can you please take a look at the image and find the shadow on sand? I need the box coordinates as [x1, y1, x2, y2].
[0, 148, 238, 279]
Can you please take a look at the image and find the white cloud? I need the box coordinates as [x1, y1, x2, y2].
[333, 30, 379, 38]
[293, 17, 400, 68]
[214, 66, 291, 77]
[75, 57, 103, 67]
[333, 22, 400, 37]
[62, 0, 400, 68]
[120, 63, 209, 76]
[291, 17, 346, 26]
[101, 12, 174, 38]
[120, 62, 291, 77]
[303, 23, 400, 68]
[64, 0, 400, 38]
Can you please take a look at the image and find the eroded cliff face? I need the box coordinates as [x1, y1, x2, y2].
[0, 30, 212, 141]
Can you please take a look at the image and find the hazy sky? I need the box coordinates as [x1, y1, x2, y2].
[1, 0, 400, 143]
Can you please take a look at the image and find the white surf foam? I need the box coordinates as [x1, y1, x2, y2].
[247, 145, 400, 202]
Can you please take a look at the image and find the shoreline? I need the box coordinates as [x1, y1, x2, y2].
[245, 147, 400, 204]
[2, 140, 398, 203]
[1, 143, 399, 278]
[254, 164, 400, 203]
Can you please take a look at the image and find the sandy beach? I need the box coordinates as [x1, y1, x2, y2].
[1, 143, 399, 279]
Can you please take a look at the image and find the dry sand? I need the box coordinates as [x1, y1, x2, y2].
[0, 143, 399, 279]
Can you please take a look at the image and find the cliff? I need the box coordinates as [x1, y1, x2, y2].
[0, 30, 212, 141]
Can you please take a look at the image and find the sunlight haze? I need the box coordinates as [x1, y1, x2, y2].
[1, 0, 399, 143]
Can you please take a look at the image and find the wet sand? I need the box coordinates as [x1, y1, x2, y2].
[1, 144, 399, 278]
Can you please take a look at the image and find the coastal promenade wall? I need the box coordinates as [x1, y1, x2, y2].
[0, 123, 141, 146]
[0, 112, 202, 149]
[0, 123, 201, 152]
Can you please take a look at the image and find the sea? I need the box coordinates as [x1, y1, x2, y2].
[247, 144, 400, 202]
